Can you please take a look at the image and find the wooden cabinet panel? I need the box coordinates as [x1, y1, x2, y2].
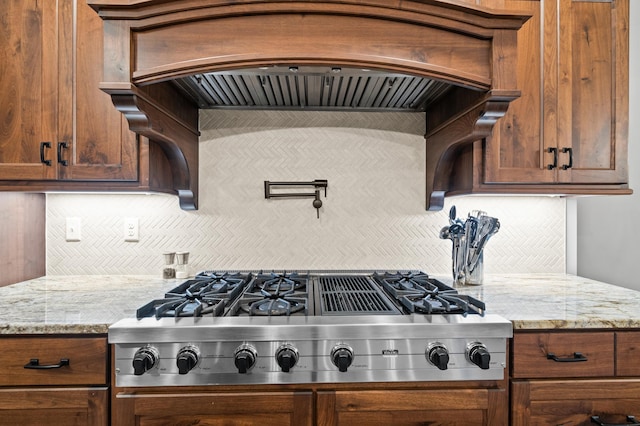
[0, 387, 108, 426]
[0, 0, 138, 183]
[512, 379, 640, 426]
[616, 331, 640, 377]
[0, 337, 107, 386]
[317, 389, 508, 426]
[112, 391, 313, 426]
[512, 332, 614, 378]
[556, 0, 628, 184]
[480, 0, 629, 190]
[57, 0, 138, 181]
[0, 0, 58, 180]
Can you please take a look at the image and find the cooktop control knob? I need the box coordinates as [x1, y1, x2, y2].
[132, 346, 159, 376]
[467, 342, 491, 370]
[177, 345, 200, 375]
[276, 344, 299, 372]
[234, 344, 257, 374]
[427, 343, 449, 371]
[331, 344, 354, 373]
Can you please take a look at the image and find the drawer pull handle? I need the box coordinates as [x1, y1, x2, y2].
[546, 352, 587, 362]
[591, 415, 639, 426]
[23, 358, 70, 369]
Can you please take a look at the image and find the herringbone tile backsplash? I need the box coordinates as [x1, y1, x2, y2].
[46, 110, 566, 276]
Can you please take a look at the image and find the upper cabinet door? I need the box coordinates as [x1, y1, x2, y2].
[556, 0, 628, 184]
[0, 1, 58, 180]
[483, 0, 628, 186]
[483, 0, 557, 184]
[56, 0, 138, 181]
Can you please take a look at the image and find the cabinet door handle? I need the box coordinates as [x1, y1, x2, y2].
[591, 415, 640, 426]
[562, 147, 573, 170]
[547, 147, 558, 170]
[40, 142, 52, 166]
[57, 142, 68, 166]
[546, 352, 587, 362]
[23, 358, 70, 369]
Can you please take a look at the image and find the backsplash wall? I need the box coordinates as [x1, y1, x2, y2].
[46, 110, 566, 275]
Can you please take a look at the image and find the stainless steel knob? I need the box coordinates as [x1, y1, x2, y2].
[132, 346, 159, 376]
[276, 344, 299, 372]
[234, 344, 257, 374]
[427, 343, 449, 371]
[467, 342, 490, 370]
[177, 345, 200, 375]
[330, 344, 354, 373]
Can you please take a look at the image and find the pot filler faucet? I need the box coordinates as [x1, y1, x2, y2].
[264, 179, 328, 218]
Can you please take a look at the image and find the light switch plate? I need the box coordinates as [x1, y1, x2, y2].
[124, 217, 139, 242]
[65, 217, 81, 241]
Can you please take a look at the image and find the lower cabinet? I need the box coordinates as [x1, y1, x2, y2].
[0, 388, 108, 426]
[0, 336, 108, 426]
[111, 386, 507, 426]
[511, 330, 640, 425]
[512, 379, 640, 425]
[316, 388, 508, 426]
[111, 391, 314, 426]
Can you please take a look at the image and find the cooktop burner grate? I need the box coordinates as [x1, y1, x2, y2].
[317, 275, 401, 315]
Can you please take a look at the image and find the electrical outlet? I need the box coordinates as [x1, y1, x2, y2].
[124, 217, 139, 242]
[65, 217, 82, 241]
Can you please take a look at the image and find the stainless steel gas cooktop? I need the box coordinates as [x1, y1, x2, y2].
[110, 271, 512, 386]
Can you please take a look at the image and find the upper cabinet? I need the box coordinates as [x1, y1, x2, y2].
[472, 0, 630, 194]
[0, 1, 58, 180]
[0, 0, 137, 182]
[0, 0, 197, 209]
[57, 0, 138, 181]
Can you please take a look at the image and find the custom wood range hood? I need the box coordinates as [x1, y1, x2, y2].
[88, 0, 530, 211]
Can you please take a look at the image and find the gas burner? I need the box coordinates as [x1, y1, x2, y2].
[400, 293, 485, 316]
[167, 274, 250, 301]
[244, 297, 307, 316]
[136, 272, 252, 319]
[253, 272, 308, 296]
[374, 271, 456, 299]
[136, 297, 226, 319]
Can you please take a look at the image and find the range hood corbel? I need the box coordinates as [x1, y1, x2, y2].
[89, 0, 530, 211]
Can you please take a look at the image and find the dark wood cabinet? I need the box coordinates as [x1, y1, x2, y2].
[511, 331, 640, 425]
[0, 0, 138, 182]
[0, 0, 59, 180]
[111, 383, 508, 425]
[57, 0, 138, 181]
[111, 390, 313, 426]
[0, 336, 109, 426]
[317, 388, 508, 426]
[0, 0, 198, 208]
[449, 0, 631, 199]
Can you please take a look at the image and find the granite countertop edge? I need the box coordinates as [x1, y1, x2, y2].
[1, 273, 640, 335]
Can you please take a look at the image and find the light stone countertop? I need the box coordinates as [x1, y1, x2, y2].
[1, 273, 640, 334]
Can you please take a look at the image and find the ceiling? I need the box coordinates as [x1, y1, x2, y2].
[172, 66, 454, 112]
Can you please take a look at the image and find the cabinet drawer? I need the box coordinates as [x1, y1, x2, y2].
[0, 337, 107, 386]
[512, 332, 614, 379]
[616, 331, 640, 376]
[511, 378, 640, 426]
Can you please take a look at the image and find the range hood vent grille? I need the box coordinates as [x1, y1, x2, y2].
[173, 67, 453, 112]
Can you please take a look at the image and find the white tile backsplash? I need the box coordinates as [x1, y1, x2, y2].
[46, 110, 565, 276]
